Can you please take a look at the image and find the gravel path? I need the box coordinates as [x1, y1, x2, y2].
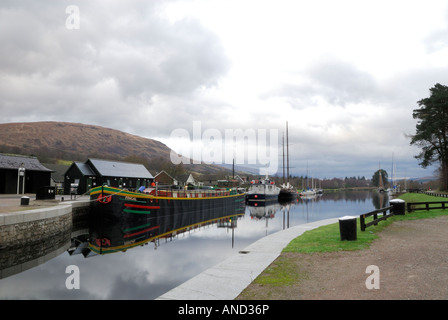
[238, 216, 448, 300]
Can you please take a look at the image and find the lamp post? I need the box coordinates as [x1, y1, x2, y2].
[17, 163, 25, 194]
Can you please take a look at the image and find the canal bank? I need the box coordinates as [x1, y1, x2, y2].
[0, 195, 90, 279]
[237, 215, 448, 300]
[0, 196, 90, 247]
[156, 217, 340, 300]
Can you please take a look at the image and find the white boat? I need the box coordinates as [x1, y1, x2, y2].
[246, 174, 280, 202]
[300, 188, 316, 197]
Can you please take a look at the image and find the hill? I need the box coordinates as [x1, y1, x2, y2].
[0, 121, 226, 175]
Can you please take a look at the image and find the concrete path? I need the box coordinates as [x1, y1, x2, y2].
[157, 217, 340, 300]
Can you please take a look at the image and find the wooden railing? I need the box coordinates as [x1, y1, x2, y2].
[358, 197, 448, 233]
[406, 201, 448, 212]
[359, 206, 394, 231]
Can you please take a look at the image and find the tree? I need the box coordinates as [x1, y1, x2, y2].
[410, 83, 448, 190]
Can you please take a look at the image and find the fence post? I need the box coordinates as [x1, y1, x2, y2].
[360, 214, 366, 231]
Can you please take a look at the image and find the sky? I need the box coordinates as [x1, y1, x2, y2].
[1, 0, 448, 179]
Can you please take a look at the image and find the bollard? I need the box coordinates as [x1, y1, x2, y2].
[20, 196, 30, 206]
[390, 199, 405, 215]
[339, 216, 357, 241]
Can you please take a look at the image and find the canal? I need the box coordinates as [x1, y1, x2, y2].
[0, 190, 389, 299]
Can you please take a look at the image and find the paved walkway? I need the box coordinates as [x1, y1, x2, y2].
[157, 217, 340, 300]
[0, 194, 89, 214]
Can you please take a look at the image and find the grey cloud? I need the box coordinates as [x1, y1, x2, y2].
[423, 6, 448, 54]
[0, 1, 230, 136]
[98, 15, 230, 98]
[305, 57, 378, 105]
[264, 56, 379, 108]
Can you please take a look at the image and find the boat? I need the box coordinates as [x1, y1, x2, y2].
[246, 174, 280, 202]
[84, 186, 245, 255]
[299, 162, 317, 197]
[89, 185, 246, 224]
[378, 163, 386, 193]
[278, 121, 298, 201]
[299, 188, 317, 198]
[279, 183, 297, 201]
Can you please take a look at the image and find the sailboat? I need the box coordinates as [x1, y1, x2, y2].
[388, 153, 399, 195]
[299, 161, 317, 198]
[279, 121, 298, 201]
[378, 163, 386, 193]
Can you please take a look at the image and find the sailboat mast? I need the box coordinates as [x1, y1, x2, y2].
[379, 162, 383, 189]
[286, 121, 290, 183]
[282, 133, 285, 184]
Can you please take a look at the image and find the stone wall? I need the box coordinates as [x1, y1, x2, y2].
[0, 201, 90, 278]
[0, 205, 73, 249]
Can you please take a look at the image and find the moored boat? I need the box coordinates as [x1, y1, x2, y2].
[278, 122, 298, 202]
[88, 185, 246, 254]
[299, 188, 317, 198]
[90, 185, 245, 221]
[246, 175, 280, 202]
[278, 183, 298, 201]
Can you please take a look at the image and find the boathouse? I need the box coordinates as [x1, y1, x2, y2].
[64, 158, 154, 195]
[0, 153, 53, 194]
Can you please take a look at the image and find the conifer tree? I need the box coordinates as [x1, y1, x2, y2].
[410, 83, 448, 190]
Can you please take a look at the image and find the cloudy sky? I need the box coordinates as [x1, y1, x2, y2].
[1, 0, 447, 179]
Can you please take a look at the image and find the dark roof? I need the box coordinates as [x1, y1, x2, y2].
[0, 153, 53, 172]
[74, 161, 95, 176]
[44, 163, 70, 182]
[88, 158, 154, 179]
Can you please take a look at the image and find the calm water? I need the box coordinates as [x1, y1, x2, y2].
[0, 190, 389, 300]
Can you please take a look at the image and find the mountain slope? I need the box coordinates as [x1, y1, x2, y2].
[0, 121, 224, 174]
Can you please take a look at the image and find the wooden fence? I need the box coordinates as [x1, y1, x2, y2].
[359, 194, 448, 232]
[359, 205, 394, 231]
[421, 191, 448, 198]
[406, 201, 448, 212]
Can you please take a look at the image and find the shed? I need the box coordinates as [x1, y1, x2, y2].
[0, 153, 53, 194]
[64, 158, 154, 195]
[63, 161, 96, 195]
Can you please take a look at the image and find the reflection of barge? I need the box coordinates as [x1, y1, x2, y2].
[87, 186, 245, 254]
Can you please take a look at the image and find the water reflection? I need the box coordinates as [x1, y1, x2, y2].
[69, 195, 245, 257]
[0, 190, 389, 299]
